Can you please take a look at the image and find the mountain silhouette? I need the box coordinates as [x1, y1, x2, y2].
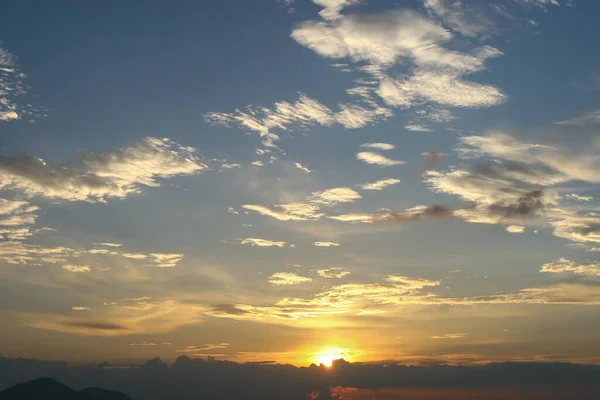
[0, 377, 132, 400]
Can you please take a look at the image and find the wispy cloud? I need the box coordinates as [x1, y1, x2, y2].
[541, 258, 600, 277]
[360, 178, 401, 191]
[310, 187, 362, 206]
[0, 138, 207, 203]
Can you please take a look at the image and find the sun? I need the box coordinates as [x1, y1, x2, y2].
[314, 348, 348, 367]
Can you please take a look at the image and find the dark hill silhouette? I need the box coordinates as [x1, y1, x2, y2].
[0, 377, 132, 400]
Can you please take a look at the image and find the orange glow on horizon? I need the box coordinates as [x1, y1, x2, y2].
[313, 348, 352, 367]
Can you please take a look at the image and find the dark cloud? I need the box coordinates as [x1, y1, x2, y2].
[1, 356, 599, 400]
[210, 304, 249, 316]
[61, 321, 127, 331]
[485, 189, 545, 219]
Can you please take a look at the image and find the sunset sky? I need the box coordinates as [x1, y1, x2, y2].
[1, 0, 600, 367]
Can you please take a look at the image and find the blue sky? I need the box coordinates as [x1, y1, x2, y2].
[1, 0, 600, 366]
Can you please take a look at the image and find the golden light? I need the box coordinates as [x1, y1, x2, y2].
[314, 348, 350, 367]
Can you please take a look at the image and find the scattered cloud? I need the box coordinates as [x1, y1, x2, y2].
[63, 264, 91, 273]
[356, 152, 405, 167]
[238, 238, 288, 247]
[405, 124, 432, 132]
[315, 267, 351, 278]
[268, 272, 312, 286]
[252, 160, 265, 167]
[72, 306, 90, 311]
[314, 241, 340, 247]
[506, 225, 525, 233]
[360, 143, 395, 151]
[0, 138, 207, 203]
[360, 178, 401, 191]
[294, 162, 311, 173]
[541, 258, 600, 277]
[565, 193, 593, 202]
[242, 203, 323, 221]
[310, 187, 362, 206]
[431, 333, 468, 340]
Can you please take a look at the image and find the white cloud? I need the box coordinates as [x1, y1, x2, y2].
[541, 258, 600, 277]
[239, 238, 288, 247]
[72, 306, 90, 311]
[252, 160, 265, 167]
[268, 272, 312, 286]
[0, 138, 207, 203]
[312, 0, 360, 20]
[310, 187, 362, 206]
[334, 102, 392, 128]
[0, 199, 38, 226]
[63, 264, 91, 273]
[360, 178, 401, 191]
[205, 94, 335, 148]
[356, 152, 405, 167]
[430, 333, 467, 339]
[565, 193, 593, 202]
[315, 267, 351, 278]
[314, 241, 340, 247]
[506, 225, 525, 233]
[0, 46, 29, 123]
[405, 124, 432, 132]
[95, 242, 122, 248]
[328, 213, 373, 223]
[294, 162, 312, 173]
[242, 203, 323, 221]
[359, 143, 395, 151]
[148, 253, 183, 268]
[221, 163, 241, 170]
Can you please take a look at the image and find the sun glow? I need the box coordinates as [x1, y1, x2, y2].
[314, 348, 350, 367]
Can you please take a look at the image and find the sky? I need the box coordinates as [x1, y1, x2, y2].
[0, 0, 600, 367]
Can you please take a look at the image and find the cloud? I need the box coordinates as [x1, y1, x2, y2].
[239, 238, 288, 247]
[176, 343, 229, 353]
[205, 94, 335, 148]
[310, 187, 362, 206]
[268, 272, 313, 286]
[0, 199, 38, 226]
[555, 109, 600, 126]
[0, 45, 32, 122]
[374, 204, 455, 223]
[312, 0, 360, 21]
[148, 253, 184, 268]
[206, 93, 392, 149]
[72, 306, 90, 311]
[359, 143, 395, 151]
[541, 258, 600, 277]
[356, 152, 405, 167]
[30, 297, 206, 336]
[565, 193, 593, 202]
[327, 213, 374, 223]
[252, 160, 265, 167]
[242, 204, 323, 221]
[291, 8, 505, 111]
[315, 267, 351, 278]
[294, 162, 312, 173]
[0, 137, 207, 203]
[506, 225, 525, 233]
[314, 241, 340, 247]
[405, 124, 432, 132]
[360, 178, 401, 191]
[430, 333, 468, 339]
[63, 264, 91, 273]
[95, 242, 122, 248]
